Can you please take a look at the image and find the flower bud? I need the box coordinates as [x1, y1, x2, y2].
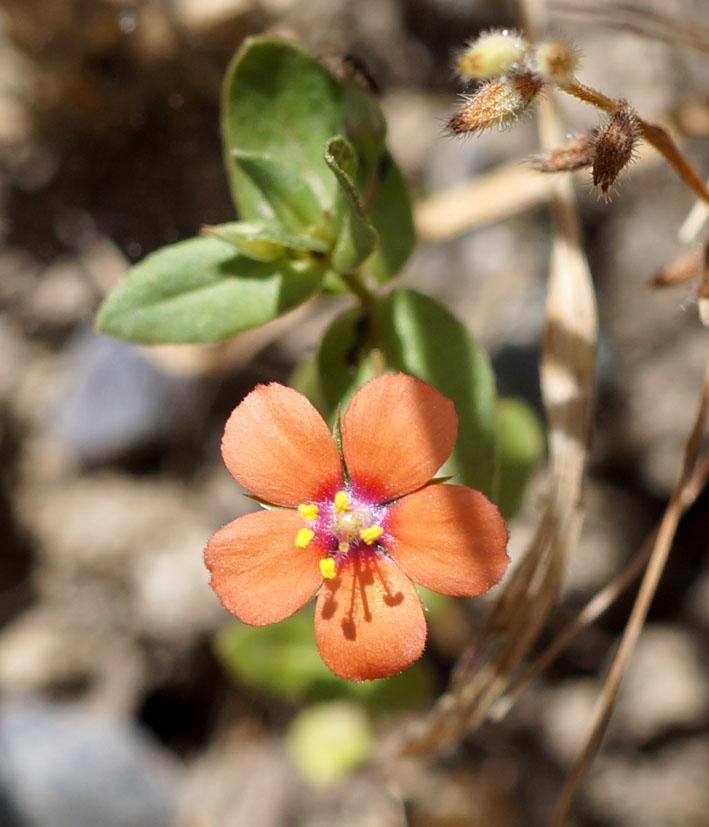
[592, 102, 639, 194]
[455, 29, 528, 82]
[535, 40, 578, 85]
[531, 134, 595, 172]
[447, 72, 543, 136]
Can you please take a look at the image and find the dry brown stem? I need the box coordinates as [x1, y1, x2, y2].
[551, 363, 709, 826]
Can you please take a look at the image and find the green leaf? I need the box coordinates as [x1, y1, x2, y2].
[340, 78, 414, 282]
[289, 353, 328, 416]
[95, 236, 324, 344]
[231, 150, 326, 233]
[325, 136, 378, 272]
[205, 220, 328, 261]
[374, 288, 498, 496]
[316, 307, 379, 414]
[222, 37, 342, 219]
[215, 610, 434, 708]
[494, 397, 545, 519]
[341, 76, 387, 176]
[363, 153, 416, 283]
[222, 37, 413, 282]
[215, 612, 337, 699]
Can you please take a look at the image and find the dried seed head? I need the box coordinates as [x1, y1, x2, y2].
[447, 71, 543, 136]
[535, 40, 578, 85]
[455, 29, 528, 82]
[531, 133, 595, 172]
[592, 102, 640, 195]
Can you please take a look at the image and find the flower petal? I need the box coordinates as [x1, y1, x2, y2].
[342, 374, 457, 502]
[222, 383, 343, 506]
[314, 549, 426, 681]
[385, 484, 509, 596]
[205, 509, 325, 625]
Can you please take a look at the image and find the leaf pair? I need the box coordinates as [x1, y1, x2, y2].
[96, 38, 414, 344]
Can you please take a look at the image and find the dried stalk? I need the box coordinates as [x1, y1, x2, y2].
[387, 0, 598, 757]
[551, 363, 709, 825]
[492, 435, 709, 721]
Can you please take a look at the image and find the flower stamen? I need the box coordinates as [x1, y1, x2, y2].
[360, 525, 383, 545]
[334, 491, 351, 513]
[319, 558, 336, 579]
[298, 503, 319, 521]
[295, 528, 315, 548]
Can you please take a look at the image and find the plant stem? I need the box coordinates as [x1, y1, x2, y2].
[559, 79, 709, 204]
[339, 269, 378, 309]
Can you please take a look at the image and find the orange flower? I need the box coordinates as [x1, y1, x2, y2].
[205, 374, 509, 681]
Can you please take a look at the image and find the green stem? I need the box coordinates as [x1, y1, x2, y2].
[339, 269, 378, 309]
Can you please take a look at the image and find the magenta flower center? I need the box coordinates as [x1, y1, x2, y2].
[296, 489, 386, 579]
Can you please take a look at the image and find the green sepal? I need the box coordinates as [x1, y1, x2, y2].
[95, 236, 325, 344]
[325, 136, 378, 272]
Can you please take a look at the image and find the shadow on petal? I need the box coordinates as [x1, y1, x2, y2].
[314, 549, 426, 681]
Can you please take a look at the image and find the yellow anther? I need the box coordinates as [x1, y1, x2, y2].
[298, 503, 319, 521]
[334, 491, 350, 513]
[319, 558, 336, 579]
[295, 528, 315, 549]
[360, 525, 382, 545]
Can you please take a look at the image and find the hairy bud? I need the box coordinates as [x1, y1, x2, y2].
[455, 29, 528, 82]
[447, 72, 543, 136]
[534, 40, 578, 85]
[592, 102, 639, 194]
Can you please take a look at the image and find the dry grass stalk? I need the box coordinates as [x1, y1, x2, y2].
[651, 247, 702, 288]
[551, 1, 709, 56]
[389, 0, 598, 756]
[551, 363, 709, 825]
[492, 438, 709, 721]
[414, 161, 557, 242]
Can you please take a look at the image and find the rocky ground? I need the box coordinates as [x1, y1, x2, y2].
[0, 1, 707, 826]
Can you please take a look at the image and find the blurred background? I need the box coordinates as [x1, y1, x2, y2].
[0, 0, 707, 825]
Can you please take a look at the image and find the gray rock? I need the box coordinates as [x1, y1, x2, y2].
[0, 694, 182, 827]
[52, 328, 200, 465]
